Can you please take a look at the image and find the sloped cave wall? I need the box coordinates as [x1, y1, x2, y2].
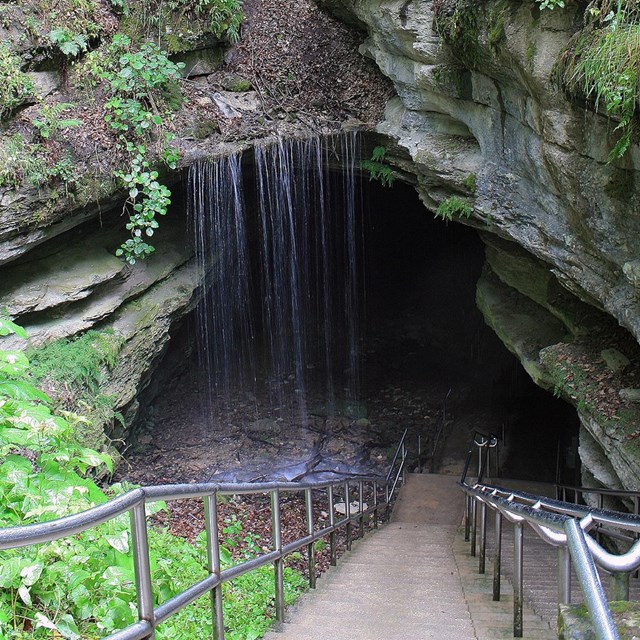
[319, 0, 640, 490]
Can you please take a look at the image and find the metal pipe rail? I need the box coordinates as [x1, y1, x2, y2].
[460, 481, 640, 640]
[460, 430, 500, 489]
[0, 430, 409, 640]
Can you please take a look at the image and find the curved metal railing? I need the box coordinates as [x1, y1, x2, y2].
[0, 430, 409, 640]
[459, 477, 640, 640]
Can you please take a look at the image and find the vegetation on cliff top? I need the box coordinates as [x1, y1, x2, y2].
[558, 0, 640, 160]
[434, 0, 640, 161]
[0, 0, 243, 263]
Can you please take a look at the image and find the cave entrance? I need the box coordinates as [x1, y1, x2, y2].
[126, 136, 579, 485]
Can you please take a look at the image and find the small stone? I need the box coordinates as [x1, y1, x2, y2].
[600, 348, 630, 372]
[619, 389, 640, 403]
[334, 501, 367, 515]
[355, 418, 370, 427]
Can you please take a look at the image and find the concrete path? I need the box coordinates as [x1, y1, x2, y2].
[263, 474, 555, 640]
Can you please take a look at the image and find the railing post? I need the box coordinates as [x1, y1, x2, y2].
[205, 493, 224, 640]
[479, 501, 487, 575]
[271, 489, 285, 623]
[373, 481, 379, 530]
[464, 495, 471, 542]
[130, 502, 155, 639]
[470, 498, 477, 557]
[514, 521, 524, 638]
[402, 442, 407, 485]
[328, 484, 337, 566]
[558, 546, 571, 606]
[358, 481, 364, 539]
[385, 482, 390, 521]
[611, 572, 630, 602]
[345, 481, 352, 551]
[564, 518, 618, 640]
[305, 488, 316, 589]
[493, 510, 502, 601]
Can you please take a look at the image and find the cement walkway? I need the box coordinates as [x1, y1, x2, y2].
[263, 474, 556, 640]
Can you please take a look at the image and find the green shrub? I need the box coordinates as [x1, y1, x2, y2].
[0, 45, 34, 121]
[538, 0, 565, 9]
[98, 35, 183, 264]
[29, 330, 125, 446]
[32, 103, 83, 140]
[122, 0, 243, 53]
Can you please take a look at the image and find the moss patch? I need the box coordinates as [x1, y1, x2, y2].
[560, 602, 640, 640]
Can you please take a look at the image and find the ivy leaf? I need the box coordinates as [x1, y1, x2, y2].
[17, 584, 32, 606]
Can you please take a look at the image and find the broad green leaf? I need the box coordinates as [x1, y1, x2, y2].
[106, 530, 129, 554]
[34, 612, 57, 631]
[19, 562, 43, 586]
[56, 613, 81, 640]
[0, 380, 51, 402]
[17, 584, 31, 606]
[0, 350, 29, 376]
[0, 318, 27, 338]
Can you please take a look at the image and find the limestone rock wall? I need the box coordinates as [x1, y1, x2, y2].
[323, 0, 640, 490]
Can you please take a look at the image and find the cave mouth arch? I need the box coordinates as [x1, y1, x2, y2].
[127, 136, 579, 485]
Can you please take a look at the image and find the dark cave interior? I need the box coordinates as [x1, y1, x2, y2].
[136, 150, 580, 484]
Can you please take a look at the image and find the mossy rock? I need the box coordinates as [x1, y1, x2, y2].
[559, 602, 640, 640]
[221, 73, 252, 92]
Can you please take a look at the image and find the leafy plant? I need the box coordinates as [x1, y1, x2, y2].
[0, 44, 34, 121]
[121, 0, 243, 53]
[0, 319, 307, 639]
[48, 29, 88, 57]
[360, 146, 395, 187]
[435, 195, 473, 220]
[464, 173, 477, 194]
[433, 0, 480, 64]
[32, 103, 83, 140]
[538, 0, 565, 9]
[0, 135, 46, 189]
[100, 35, 183, 263]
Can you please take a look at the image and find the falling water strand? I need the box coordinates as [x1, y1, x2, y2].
[188, 133, 363, 426]
[189, 153, 255, 408]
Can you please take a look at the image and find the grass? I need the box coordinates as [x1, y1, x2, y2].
[558, 1, 640, 160]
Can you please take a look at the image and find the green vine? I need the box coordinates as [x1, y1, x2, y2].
[99, 35, 183, 263]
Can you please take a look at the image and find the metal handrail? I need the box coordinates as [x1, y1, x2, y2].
[386, 428, 408, 501]
[460, 479, 640, 640]
[460, 429, 500, 486]
[0, 432, 411, 640]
